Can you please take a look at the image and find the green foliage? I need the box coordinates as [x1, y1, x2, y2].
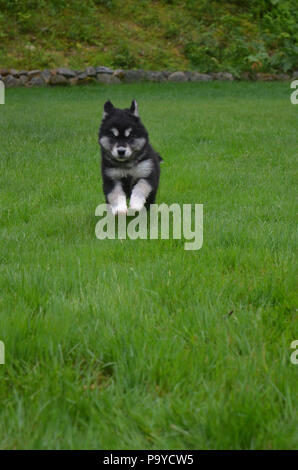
[164, 22, 180, 39]
[112, 45, 137, 68]
[93, 0, 115, 7]
[185, 0, 298, 73]
[0, 0, 297, 72]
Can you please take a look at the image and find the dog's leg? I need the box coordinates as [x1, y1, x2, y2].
[107, 181, 127, 215]
[145, 190, 157, 209]
[129, 178, 152, 211]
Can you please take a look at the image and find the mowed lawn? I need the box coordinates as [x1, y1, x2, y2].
[0, 82, 297, 450]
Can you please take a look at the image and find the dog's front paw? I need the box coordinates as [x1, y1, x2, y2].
[129, 196, 145, 212]
[129, 202, 144, 212]
[112, 204, 128, 216]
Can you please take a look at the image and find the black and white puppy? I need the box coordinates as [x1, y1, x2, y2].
[98, 100, 162, 214]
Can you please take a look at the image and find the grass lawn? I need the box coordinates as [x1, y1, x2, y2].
[0, 82, 297, 449]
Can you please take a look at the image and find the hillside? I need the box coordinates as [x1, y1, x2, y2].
[1, 0, 297, 75]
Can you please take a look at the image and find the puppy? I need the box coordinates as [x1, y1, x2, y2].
[98, 100, 162, 214]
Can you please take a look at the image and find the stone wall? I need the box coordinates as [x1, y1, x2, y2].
[0, 67, 296, 87]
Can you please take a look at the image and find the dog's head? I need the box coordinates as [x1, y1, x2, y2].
[99, 100, 148, 163]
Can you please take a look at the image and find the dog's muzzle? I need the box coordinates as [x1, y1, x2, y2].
[112, 145, 132, 160]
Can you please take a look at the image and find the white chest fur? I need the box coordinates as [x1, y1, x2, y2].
[105, 159, 153, 181]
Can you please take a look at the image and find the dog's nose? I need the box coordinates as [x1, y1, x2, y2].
[117, 148, 126, 157]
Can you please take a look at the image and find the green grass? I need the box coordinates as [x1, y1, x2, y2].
[0, 82, 297, 449]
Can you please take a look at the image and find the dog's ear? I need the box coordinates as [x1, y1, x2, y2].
[103, 100, 114, 119]
[130, 99, 139, 117]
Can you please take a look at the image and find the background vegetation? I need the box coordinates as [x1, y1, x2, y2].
[0, 0, 297, 75]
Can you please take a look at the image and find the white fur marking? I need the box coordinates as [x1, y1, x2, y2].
[99, 136, 110, 150]
[106, 167, 130, 179]
[107, 182, 127, 215]
[131, 159, 153, 179]
[111, 127, 119, 137]
[129, 179, 152, 211]
[133, 137, 146, 151]
[105, 159, 153, 180]
[125, 128, 132, 137]
[111, 145, 132, 159]
[132, 100, 139, 117]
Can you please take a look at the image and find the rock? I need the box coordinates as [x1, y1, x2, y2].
[113, 69, 125, 80]
[28, 69, 41, 77]
[3, 75, 21, 87]
[255, 73, 276, 81]
[29, 76, 45, 86]
[49, 74, 68, 85]
[275, 73, 290, 81]
[241, 72, 252, 80]
[168, 71, 187, 82]
[96, 74, 121, 84]
[69, 77, 78, 86]
[96, 66, 113, 74]
[146, 71, 166, 82]
[122, 70, 147, 82]
[189, 72, 212, 82]
[211, 72, 234, 81]
[0, 68, 9, 77]
[56, 67, 76, 78]
[19, 75, 29, 85]
[77, 73, 93, 83]
[85, 66, 96, 77]
[77, 73, 95, 84]
[10, 69, 20, 77]
[40, 69, 51, 83]
[183, 71, 192, 80]
[4, 66, 295, 86]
